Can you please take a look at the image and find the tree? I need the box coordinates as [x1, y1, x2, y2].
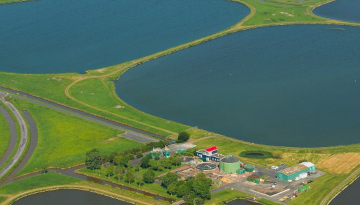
[115, 167, 123, 181]
[102, 155, 110, 163]
[109, 152, 118, 163]
[136, 175, 144, 187]
[106, 165, 114, 178]
[128, 154, 135, 160]
[113, 155, 122, 166]
[125, 168, 134, 184]
[177, 183, 190, 198]
[134, 165, 140, 172]
[143, 169, 155, 183]
[86, 149, 102, 170]
[192, 180, 210, 199]
[178, 131, 190, 143]
[167, 183, 177, 196]
[141, 154, 152, 168]
[136, 152, 143, 158]
[120, 156, 129, 167]
[162, 172, 178, 187]
[172, 156, 181, 166]
[149, 159, 159, 170]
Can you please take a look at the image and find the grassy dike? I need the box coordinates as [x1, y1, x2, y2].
[0, 99, 28, 182]
[0, 171, 167, 205]
[8, 98, 144, 176]
[0, 101, 11, 160]
[0, 0, 360, 204]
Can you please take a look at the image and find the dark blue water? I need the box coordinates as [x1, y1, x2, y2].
[314, 0, 360, 23]
[331, 177, 360, 205]
[0, 0, 249, 74]
[116, 25, 360, 147]
[13, 189, 132, 205]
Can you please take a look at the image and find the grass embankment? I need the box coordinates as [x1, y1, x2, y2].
[0, 171, 166, 205]
[0, 102, 10, 159]
[9, 98, 143, 176]
[0, 72, 188, 137]
[0, 171, 81, 194]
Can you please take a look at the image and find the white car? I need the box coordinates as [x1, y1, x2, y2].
[271, 166, 279, 170]
[294, 177, 300, 181]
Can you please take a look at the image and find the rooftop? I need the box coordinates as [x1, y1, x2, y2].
[279, 164, 308, 176]
[221, 155, 240, 163]
[205, 146, 217, 152]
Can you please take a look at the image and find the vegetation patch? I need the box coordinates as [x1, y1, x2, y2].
[317, 153, 360, 174]
[0, 171, 81, 195]
[240, 150, 273, 159]
[11, 99, 143, 176]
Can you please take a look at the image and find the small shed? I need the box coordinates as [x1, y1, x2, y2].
[298, 185, 310, 192]
[247, 174, 260, 184]
[236, 168, 246, 175]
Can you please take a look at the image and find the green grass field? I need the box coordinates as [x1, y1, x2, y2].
[0, 102, 10, 160]
[10, 99, 143, 176]
[0, 171, 81, 194]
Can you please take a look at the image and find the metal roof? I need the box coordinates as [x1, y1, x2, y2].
[205, 146, 217, 152]
[300, 162, 314, 168]
[221, 155, 240, 163]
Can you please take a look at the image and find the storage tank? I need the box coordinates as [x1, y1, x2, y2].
[219, 155, 241, 173]
[244, 164, 255, 172]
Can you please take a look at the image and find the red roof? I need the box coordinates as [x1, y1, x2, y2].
[205, 146, 217, 152]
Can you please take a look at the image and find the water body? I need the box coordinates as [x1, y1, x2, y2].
[12, 189, 132, 205]
[0, 0, 249, 74]
[313, 0, 360, 23]
[331, 177, 360, 205]
[116, 25, 360, 147]
[227, 199, 258, 205]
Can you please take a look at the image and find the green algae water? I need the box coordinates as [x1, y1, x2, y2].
[314, 0, 360, 23]
[0, 0, 249, 74]
[116, 25, 360, 147]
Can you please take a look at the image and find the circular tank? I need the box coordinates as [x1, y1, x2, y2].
[219, 155, 241, 173]
[244, 164, 254, 172]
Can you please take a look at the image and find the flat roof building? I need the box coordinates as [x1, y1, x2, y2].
[277, 162, 316, 182]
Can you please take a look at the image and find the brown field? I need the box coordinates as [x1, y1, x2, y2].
[317, 153, 360, 174]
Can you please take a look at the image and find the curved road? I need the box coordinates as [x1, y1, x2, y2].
[0, 95, 28, 180]
[0, 87, 161, 143]
[0, 104, 17, 171]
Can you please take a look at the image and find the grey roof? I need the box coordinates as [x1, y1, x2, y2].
[221, 155, 240, 163]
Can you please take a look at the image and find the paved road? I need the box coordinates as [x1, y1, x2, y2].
[0, 87, 160, 143]
[0, 96, 28, 179]
[0, 111, 38, 186]
[0, 104, 17, 171]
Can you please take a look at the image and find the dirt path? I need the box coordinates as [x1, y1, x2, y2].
[2, 184, 156, 205]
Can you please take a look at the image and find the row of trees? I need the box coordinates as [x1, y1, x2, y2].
[162, 172, 211, 205]
[86, 140, 170, 170]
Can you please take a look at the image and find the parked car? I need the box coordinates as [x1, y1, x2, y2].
[294, 177, 300, 181]
[280, 163, 286, 166]
[307, 180, 314, 184]
[271, 166, 279, 170]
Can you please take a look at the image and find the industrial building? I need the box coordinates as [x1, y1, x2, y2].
[196, 146, 225, 162]
[219, 155, 241, 173]
[150, 146, 171, 158]
[276, 162, 316, 182]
